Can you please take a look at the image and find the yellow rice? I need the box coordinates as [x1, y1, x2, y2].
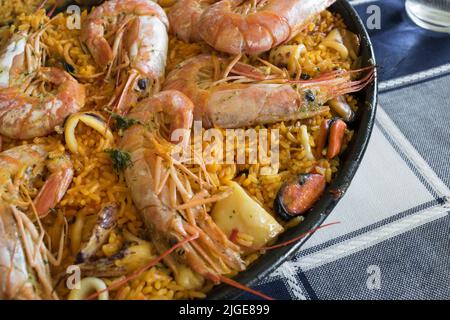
[0, 3, 360, 300]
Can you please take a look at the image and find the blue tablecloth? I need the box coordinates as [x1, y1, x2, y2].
[244, 0, 450, 300]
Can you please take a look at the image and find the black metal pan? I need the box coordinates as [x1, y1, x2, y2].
[207, 0, 378, 300]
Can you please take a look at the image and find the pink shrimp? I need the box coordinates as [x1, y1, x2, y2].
[0, 144, 74, 218]
[0, 67, 86, 140]
[119, 90, 245, 287]
[0, 204, 57, 299]
[81, 0, 169, 113]
[0, 145, 73, 299]
[168, 0, 218, 43]
[198, 0, 336, 55]
[163, 54, 374, 128]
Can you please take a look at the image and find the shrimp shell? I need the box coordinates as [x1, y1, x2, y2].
[198, 0, 336, 55]
[0, 68, 85, 140]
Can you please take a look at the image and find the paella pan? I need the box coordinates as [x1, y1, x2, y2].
[0, 0, 376, 300]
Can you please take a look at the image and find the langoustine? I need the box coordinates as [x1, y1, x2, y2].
[0, 27, 85, 140]
[0, 144, 73, 299]
[163, 54, 374, 128]
[81, 0, 169, 113]
[119, 90, 246, 287]
[198, 0, 337, 55]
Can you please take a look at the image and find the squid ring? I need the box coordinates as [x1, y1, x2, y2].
[65, 112, 114, 154]
[68, 277, 109, 300]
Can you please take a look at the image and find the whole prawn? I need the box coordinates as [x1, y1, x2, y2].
[0, 67, 86, 140]
[119, 90, 245, 287]
[198, 0, 337, 55]
[0, 205, 57, 299]
[0, 144, 74, 218]
[81, 0, 169, 112]
[163, 54, 374, 128]
[0, 144, 74, 299]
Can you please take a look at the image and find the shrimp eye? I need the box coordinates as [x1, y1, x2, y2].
[63, 61, 75, 74]
[305, 90, 316, 102]
[137, 78, 149, 91]
[169, 238, 178, 247]
[300, 73, 311, 80]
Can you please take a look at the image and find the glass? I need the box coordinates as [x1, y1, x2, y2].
[405, 0, 450, 33]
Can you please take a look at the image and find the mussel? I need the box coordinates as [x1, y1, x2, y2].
[274, 174, 326, 220]
[316, 118, 347, 159]
[328, 96, 355, 122]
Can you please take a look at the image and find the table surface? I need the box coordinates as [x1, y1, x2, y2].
[243, 0, 450, 300]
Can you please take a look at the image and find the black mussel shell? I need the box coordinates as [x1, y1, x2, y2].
[274, 174, 326, 220]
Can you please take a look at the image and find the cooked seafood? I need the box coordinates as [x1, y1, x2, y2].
[198, 0, 336, 55]
[76, 233, 154, 278]
[76, 203, 119, 263]
[0, 31, 28, 87]
[64, 112, 115, 154]
[0, 144, 70, 299]
[0, 204, 57, 299]
[81, 0, 169, 112]
[328, 96, 355, 122]
[68, 277, 109, 300]
[168, 0, 217, 43]
[127, 90, 194, 147]
[119, 90, 245, 286]
[164, 54, 373, 128]
[0, 144, 73, 218]
[0, 0, 374, 300]
[0, 67, 86, 139]
[274, 173, 326, 220]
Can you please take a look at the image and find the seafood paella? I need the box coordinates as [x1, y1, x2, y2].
[0, 0, 374, 300]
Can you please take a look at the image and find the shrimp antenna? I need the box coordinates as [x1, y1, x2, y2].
[37, 0, 49, 11]
[257, 221, 340, 251]
[218, 276, 274, 300]
[86, 232, 275, 300]
[288, 65, 376, 84]
[215, 222, 340, 300]
[87, 234, 200, 300]
[47, 0, 63, 17]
